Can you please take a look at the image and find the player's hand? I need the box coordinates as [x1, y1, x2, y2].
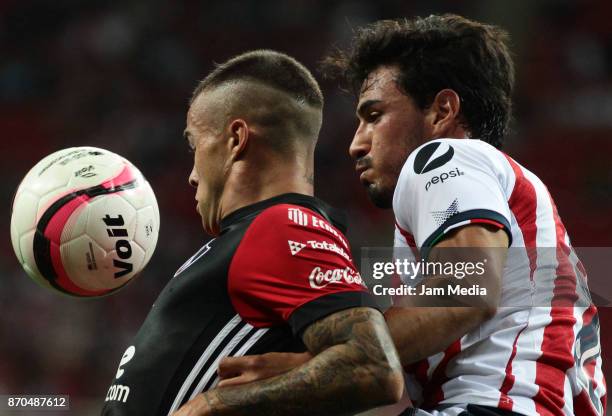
[217, 351, 312, 387]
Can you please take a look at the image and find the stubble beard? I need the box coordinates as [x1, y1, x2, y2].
[366, 182, 394, 209]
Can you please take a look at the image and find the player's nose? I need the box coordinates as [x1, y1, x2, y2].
[349, 128, 370, 161]
[188, 166, 198, 188]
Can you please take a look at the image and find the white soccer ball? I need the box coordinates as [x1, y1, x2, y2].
[10, 146, 160, 297]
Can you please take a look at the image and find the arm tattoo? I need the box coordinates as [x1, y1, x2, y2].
[208, 307, 402, 415]
[204, 391, 220, 416]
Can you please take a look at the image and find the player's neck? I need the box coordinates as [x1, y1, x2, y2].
[219, 158, 314, 220]
[428, 124, 468, 141]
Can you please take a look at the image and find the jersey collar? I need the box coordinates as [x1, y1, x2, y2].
[219, 193, 347, 234]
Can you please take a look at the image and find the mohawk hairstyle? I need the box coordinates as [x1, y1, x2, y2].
[192, 49, 323, 108]
[321, 14, 514, 148]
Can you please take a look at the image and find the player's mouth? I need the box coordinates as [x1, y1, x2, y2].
[355, 157, 374, 187]
[359, 170, 368, 182]
[359, 170, 373, 187]
[355, 164, 368, 178]
[355, 164, 369, 182]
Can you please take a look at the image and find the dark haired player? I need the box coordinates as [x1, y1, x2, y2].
[101, 50, 404, 415]
[217, 15, 606, 416]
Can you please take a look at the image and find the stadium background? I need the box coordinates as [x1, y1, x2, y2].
[1, 0, 611, 414]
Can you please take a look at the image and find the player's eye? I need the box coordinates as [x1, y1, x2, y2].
[367, 111, 381, 123]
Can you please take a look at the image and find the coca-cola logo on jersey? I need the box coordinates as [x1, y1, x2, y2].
[308, 266, 364, 289]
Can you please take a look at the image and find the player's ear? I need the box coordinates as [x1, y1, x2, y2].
[227, 119, 250, 161]
[425, 89, 462, 138]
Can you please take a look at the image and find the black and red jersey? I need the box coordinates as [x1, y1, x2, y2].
[101, 193, 377, 416]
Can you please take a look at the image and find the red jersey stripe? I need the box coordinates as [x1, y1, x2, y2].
[504, 154, 538, 277]
[470, 218, 505, 228]
[496, 154, 539, 411]
[533, 194, 578, 416]
[498, 325, 528, 411]
[422, 339, 462, 409]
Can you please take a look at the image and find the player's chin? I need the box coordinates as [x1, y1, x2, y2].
[202, 219, 220, 236]
[366, 183, 393, 209]
[197, 205, 215, 235]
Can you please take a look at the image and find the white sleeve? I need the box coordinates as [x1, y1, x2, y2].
[393, 139, 512, 256]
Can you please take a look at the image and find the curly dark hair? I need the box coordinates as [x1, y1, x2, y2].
[321, 14, 514, 148]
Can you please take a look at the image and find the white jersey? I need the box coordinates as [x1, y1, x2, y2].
[392, 138, 606, 416]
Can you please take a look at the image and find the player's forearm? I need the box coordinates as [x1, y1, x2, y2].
[203, 345, 399, 415]
[386, 226, 506, 366]
[200, 308, 404, 416]
[384, 306, 490, 366]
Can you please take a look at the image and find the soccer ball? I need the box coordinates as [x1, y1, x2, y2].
[10, 146, 160, 297]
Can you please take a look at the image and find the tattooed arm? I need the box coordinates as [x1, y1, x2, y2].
[173, 307, 404, 416]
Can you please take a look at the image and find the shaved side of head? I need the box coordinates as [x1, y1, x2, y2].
[191, 50, 323, 153]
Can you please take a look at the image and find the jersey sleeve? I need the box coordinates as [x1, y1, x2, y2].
[228, 204, 378, 337]
[393, 139, 513, 258]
